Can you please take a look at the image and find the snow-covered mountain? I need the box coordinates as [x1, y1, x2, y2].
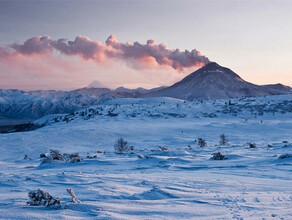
[0, 86, 166, 125]
[146, 62, 292, 100]
[86, 80, 106, 88]
[113, 86, 167, 98]
[0, 89, 112, 125]
[0, 87, 166, 124]
[0, 62, 291, 124]
[114, 86, 149, 94]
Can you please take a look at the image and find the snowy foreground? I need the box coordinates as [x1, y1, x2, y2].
[0, 95, 292, 219]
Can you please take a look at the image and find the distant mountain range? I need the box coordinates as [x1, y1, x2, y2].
[0, 62, 291, 125]
[0, 86, 166, 125]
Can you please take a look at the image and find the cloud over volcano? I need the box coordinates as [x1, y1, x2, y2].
[5, 35, 209, 71]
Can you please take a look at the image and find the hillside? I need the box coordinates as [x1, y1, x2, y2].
[0, 95, 292, 219]
[146, 62, 292, 100]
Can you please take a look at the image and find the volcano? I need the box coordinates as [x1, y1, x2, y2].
[146, 62, 292, 100]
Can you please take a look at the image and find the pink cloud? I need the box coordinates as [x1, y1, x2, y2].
[105, 35, 209, 71]
[11, 36, 52, 55]
[0, 35, 210, 90]
[52, 36, 107, 62]
[4, 35, 209, 71]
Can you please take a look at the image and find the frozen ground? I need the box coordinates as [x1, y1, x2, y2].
[0, 95, 292, 219]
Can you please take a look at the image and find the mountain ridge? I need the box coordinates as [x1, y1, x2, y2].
[0, 62, 291, 124]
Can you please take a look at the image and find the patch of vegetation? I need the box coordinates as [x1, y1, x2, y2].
[278, 153, 292, 159]
[159, 146, 169, 151]
[211, 152, 227, 160]
[27, 188, 61, 208]
[198, 138, 206, 147]
[40, 149, 82, 164]
[249, 143, 256, 148]
[114, 138, 134, 153]
[27, 188, 80, 209]
[219, 134, 228, 146]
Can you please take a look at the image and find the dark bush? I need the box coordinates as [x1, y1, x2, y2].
[219, 134, 228, 145]
[278, 153, 292, 159]
[114, 138, 133, 153]
[198, 138, 206, 147]
[249, 143, 256, 148]
[27, 189, 61, 207]
[159, 146, 169, 151]
[211, 152, 227, 160]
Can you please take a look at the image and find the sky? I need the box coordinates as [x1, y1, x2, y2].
[0, 0, 291, 90]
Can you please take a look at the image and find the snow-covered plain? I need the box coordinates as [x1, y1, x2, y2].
[0, 95, 292, 219]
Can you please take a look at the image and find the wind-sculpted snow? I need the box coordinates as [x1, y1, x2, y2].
[0, 95, 292, 219]
[36, 95, 292, 128]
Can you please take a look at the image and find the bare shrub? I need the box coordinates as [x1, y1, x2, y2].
[86, 154, 98, 159]
[27, 188, 80, 208]
[159, 146, 169, 151]
[40, 153, 47, 158]
[249, 143, 256, 148]
[198, 138, 206, 147]
[278, 153, 292, 159]
[66, 188, 80, 203]
[40, 150, 82, 164]
[114, 138, 133, 153]
[41, 157, 53, 164]
[50, 149, 65, 161]
[219, 134, 228, 145]
[68, 153, 82, 163]
[23, 155, 31, 160]
[27, 189, 61, 207]
[211, 152, 227, 160]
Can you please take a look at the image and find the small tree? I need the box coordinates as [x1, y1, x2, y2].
[198, 138, 206, 147]
[219, 134, 228, 145]
[114, 138, 131, 153]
